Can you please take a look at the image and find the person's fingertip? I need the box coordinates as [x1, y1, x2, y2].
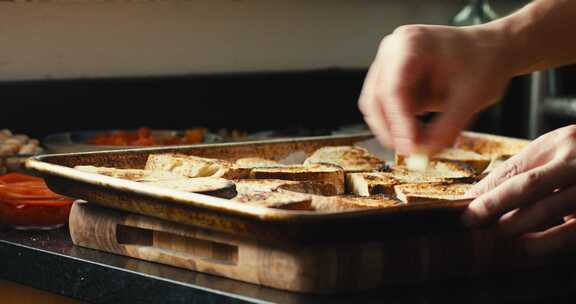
[461, 195, 493, 228]
[393, 137, 417, 155]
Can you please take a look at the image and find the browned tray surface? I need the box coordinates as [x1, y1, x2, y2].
[26, 132, 510, 242]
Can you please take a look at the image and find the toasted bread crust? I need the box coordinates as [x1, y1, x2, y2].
[234, 157, 281, 168]
[454, 132, 530, 159]
[250, 164, 345, 195]
[278, 181, 340, 196]
[75, 165, 153, 180]
[75, 165, 196, 182]
[394, 182, 473, 204]
[235, 178, 339, 196]
[145, 153, 250, 179]
[75, 165, 237, 198]
[311, 195, 399, 212]
[234, 179, 300, 194]
[430, 161, 477, 177]
[396, 148, 490, 175]
[346, 166, 470, 197]
[142, 177, 237, 198]
[233, 191, 313, 210]
[346, 172, 398, 196]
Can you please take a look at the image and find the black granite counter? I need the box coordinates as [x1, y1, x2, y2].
[1, 226, 576, 304]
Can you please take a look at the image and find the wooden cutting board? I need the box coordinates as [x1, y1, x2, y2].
[69, 201, 562, 294]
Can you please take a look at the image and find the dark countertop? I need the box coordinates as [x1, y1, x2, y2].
[2, 226, 576, 304]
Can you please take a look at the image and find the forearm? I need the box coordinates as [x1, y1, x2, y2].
[483, 0, 576, 76]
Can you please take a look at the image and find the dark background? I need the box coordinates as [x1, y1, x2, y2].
[1, 65, 575, 141]
[0, 69, 366, 140]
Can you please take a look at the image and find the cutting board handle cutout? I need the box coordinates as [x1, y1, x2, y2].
[116, 224, 239, 266]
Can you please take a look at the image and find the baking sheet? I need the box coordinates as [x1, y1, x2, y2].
[25, 132, 482, 241]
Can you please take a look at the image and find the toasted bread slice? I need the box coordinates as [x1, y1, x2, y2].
[145, 153, 250, 179]
[235, 179, 339, 196]
[235, 157, 282, 168]
[75, 165, 146, 179]
[233, 191, 312, 210]
[393, 166, 473, 181]
[346, 172, 399, 196]
[454, 131, 530, 160]
[234, 179, 300, 194]
[429, 161, 478, 177]
[311, 195, 399, 212]
[304, 146, 385, 172]
[278, 181, 341, 196]
[394, 182, 473, 204]
[143, 178, 237, 198]
[74, 165, 182, 181]
[346, 166, 470, 197]
[251, 163, 345, 194]
[397, 159, 477, 178]
[396, 148, 490, 174]
[74, 165, 236, 198]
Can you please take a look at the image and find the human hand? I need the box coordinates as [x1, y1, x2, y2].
[358, 24, 513, 155]
[463, 125, 576, 255]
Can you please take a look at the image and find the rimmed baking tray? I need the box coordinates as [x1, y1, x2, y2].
[26, 132, 495, 242]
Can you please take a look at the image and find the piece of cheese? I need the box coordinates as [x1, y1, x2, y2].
[405, 154, 429, 172]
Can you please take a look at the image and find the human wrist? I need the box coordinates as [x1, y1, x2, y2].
[493, 9, 545, 77]
[459, 23, 521, 81]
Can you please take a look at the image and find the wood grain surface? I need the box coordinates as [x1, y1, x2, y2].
[69, 202, 563, 294]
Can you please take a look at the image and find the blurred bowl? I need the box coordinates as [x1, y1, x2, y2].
[0, 172, 74, 230]
[43, 129, 223, 154]
[2, 152, 43, 174]
[0, 197, 73, 230]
